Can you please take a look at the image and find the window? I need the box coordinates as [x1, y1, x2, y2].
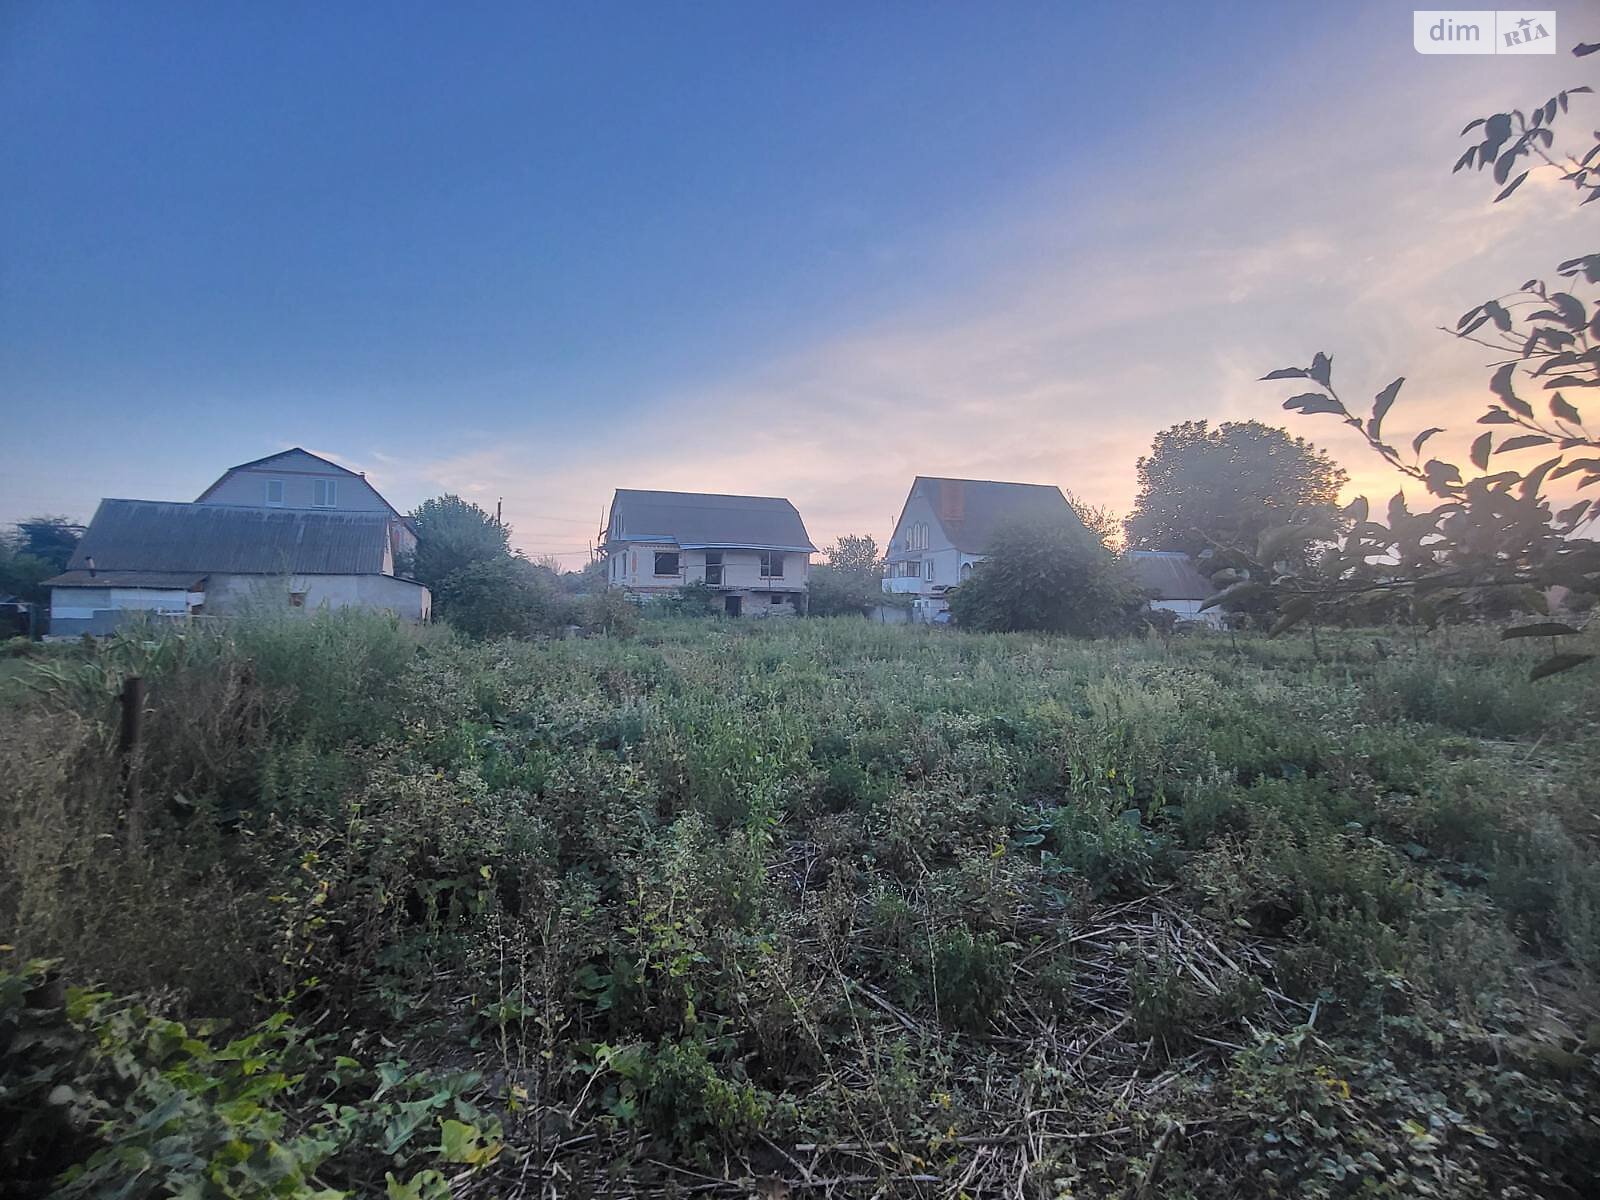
[265, 479, 285, 506]
[960, 561, 973, 581]
[654, 551, 680, 576]
[923, 560, 934, 581]
[771, 593, 786, 604]
[760, 551, 784, 578]
[312, 479, 337, 507]
[704, 551, 723, 586]
[288, 591, 306, 608]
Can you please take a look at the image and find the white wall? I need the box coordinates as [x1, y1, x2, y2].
[608, 544, 809, 592]
[199, 450, 392, 512]
[207, 574, 431, 621]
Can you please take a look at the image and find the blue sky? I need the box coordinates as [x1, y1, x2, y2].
[2, 2, 1592, 562]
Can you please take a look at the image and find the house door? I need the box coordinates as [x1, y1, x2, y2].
[724, 595, 742, 617]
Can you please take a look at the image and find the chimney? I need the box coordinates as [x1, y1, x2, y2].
[86, 556, 96, 578]
[939, 480, 965, 523]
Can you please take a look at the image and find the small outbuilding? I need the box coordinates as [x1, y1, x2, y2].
[1125, 550, 1225, 628]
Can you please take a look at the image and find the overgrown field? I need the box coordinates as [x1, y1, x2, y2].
[3, 616, 1599, 1198]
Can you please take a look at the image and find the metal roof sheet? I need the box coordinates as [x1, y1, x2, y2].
[62, 499, 394, 576]
[608, 489, 815, 551]
[1125, 550, 1215, 601]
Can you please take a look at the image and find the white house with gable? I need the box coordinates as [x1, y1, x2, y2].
[882, 476, 1087, 620]
[603, 489, 815, 616]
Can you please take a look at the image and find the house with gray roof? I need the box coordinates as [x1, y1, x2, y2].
[883, 477, 1088, 620]
[45, 497, 430, 635]
[602, 489, 815, 616]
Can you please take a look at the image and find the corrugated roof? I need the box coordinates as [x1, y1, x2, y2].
[1125, 550, 1214, 601]
[57, 499, 394, 577]
[899, 477, 1084, 554]
[608, 489, 815, 551]
[46, 570, 208, 589]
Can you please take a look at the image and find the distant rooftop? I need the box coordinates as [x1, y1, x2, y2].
[608, 489, 815, 551]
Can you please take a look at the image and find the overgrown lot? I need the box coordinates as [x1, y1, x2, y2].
[3, 616, 1599, 1198]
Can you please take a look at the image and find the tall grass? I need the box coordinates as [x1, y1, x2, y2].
[2, 613, 1597, 1196]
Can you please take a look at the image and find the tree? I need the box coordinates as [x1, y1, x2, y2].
[1254, 42, 1600, 677]
[1124, 421, 1347, 560]
[407, 495, 511, 591]
[946, 515, 1141, 635]
[808, 534, 884, 617]
[1065, 491, 1121, 551]
[1, 517, 79, 606]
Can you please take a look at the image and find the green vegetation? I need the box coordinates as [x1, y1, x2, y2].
[3, 613, 1599, 1197]
[949, 513, 1142, 634]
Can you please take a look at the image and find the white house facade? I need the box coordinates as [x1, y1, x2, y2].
[603, 489, 815, 617]
[882, 477, 1085, 620]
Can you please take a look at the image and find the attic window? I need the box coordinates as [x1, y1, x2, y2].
[760, 551, 784, 578]
[265, 479, 285, 506]
[312, 479, 337, 507]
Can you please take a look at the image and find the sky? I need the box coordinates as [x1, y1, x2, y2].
[2, 1, 1595, 566]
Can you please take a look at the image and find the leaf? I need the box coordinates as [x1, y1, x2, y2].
[1424, 459, 1463, 492]
[1269, 596, 1315, 637]
[1484, 300, 1513, 332]
[1461, 117, 1487, 135]
[1557, 498, 1593, 526]
[1489, 362, 1531, 416]
[1370, 377, 1403, 438]
[1496, 171, 1530, 202]
[1283, 393, 1346, 416]
[1453, 146, 1477, 173]
[1470, 432, 1493, 471]
[1199, 580, 1264, 612]
[1408, 427, 1443, 456]
[1530, 653, 1596, 681]
[1495, 435, 1554, 453]
[1308, 352, 1332, 388]
[1550, 292, 1588, 329]
[1257, 524, 1315, 563]
[1341, 496, 1369, 523]
[1493, 148, 1520, 185]
[1551, 393, 1583, 424]
[1501, 622, 1582, 639]
[1520, 456, 1562, 499]
[1261, 366, 1309, 380]
[1478, 408, 1518, 425]
[1575, 41, 1600, 57]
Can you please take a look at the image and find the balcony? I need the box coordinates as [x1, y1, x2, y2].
[882, 576, 927, 595]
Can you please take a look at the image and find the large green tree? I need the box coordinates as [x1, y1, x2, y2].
[808, 534, 884, 617]
[2, 516, 81, 605]
[1124, 420, 1347, 559]
[406, 495, 511, 591]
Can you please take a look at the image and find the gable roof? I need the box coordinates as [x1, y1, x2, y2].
[1125, 550, 1214, 601]
[195, 447, 402, 517]
[898, 476, 1084, 554]
[608, 489, 815, 552]
[46, 499, 396, 582]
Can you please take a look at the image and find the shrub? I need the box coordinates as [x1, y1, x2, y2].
[947, 514, 1143, 635]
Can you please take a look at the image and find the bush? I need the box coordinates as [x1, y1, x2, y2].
[947, 514, 1143, 635]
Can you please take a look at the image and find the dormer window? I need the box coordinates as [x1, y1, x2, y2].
[265, 479, 285, 506]
[312, 479, 337, 507]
